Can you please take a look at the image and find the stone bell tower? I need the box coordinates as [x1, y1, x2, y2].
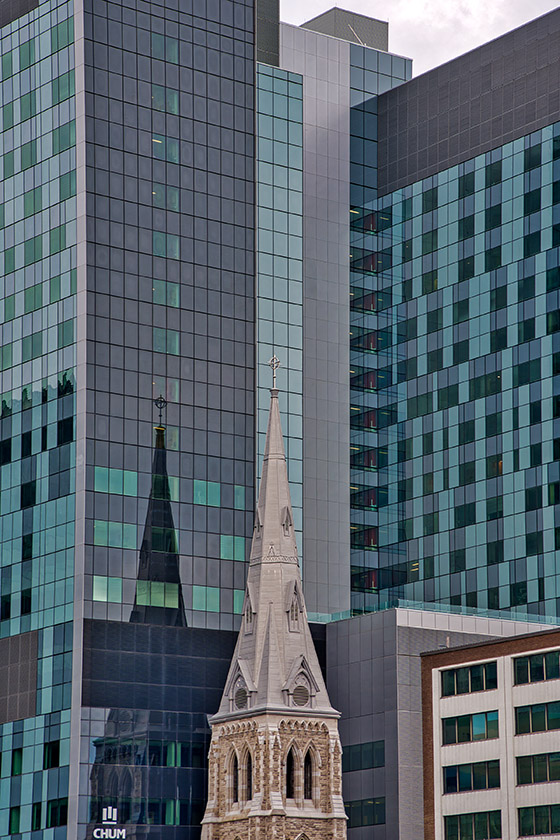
[201, 364, 347, 840]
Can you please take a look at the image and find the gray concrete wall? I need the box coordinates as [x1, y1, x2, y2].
[326, 607, 552, 839]
[280, 23, 352, 616]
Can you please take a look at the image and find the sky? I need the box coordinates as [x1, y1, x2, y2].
[280, 0, 560, 76]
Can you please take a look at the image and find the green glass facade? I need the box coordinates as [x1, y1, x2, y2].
[0, 0, 76, 834]
[351, 121, 560, 617]
[256, 63, 303, 548]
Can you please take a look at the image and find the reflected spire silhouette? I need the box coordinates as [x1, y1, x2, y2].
[130, 402, 186, 627]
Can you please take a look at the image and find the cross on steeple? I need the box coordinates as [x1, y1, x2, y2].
[268, 355, 280, 389]
[154, 394, 167, 426]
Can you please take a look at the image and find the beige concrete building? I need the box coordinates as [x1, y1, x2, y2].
[201, 385, 347, 840]
[422, 628, 560, 840]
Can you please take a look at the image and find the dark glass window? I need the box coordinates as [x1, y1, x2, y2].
[487, 541, 503, 565]
[524, 188, 541, 215]
[485, 204, 501, 230]
[44, 741, 60, 769]
[443, 760, 500, 793]
[286, 749, 294, 799]
[246, 753, 252, 801]
[459, 171, 475, 198]
[423, 187, 438, 212]
[453, 340, 469, 365]
[516, 702, 560, 734]
[304, 751, 312, 800]
[514, 651, 560, 685]
[450, 550, 466, 572]
[46, 798, 68, 828]
[232, 754, 239, 802]
[519, 804, 560, 837]
[0, 438, 10, 465]
[459, 462, 475, 486]
[526, 531, 543, 556]
[519, 318, 535, 343]
[453, 298, 469, 324]
[422, 270, 438, 294]
[459, 420, 475, 445]
[524, 144, 541, 171]
[486, 160, 502, 187]
[442, 711, 498, 745]
[486, 413, 502, 437]
[444, 811, 501, 839]
[458, 256, 474, 282]
[342, 740, 384, 772]
[346, 797, 385, 828]
[490, 286, 507, 311]
[524, 231, 540, 258]
[442, 662, 497, 697]
[458, 215, 474, 239]
[486, 246, 502, 272]
[32, 803, 41, 831]
[490, 327, 507, 352]
[11, 748, 22, 776]
[518, 275, 535, 300]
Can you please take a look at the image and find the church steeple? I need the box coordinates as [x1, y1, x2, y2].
[130, 404, 186, 627]
[201, 365, 347, 840]
[211, 385, 335, 719]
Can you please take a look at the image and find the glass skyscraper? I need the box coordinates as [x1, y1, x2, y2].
[349, 10, 560, 620]
[3, 0, 560, 837]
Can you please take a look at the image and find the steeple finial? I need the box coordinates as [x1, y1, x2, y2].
[268, 355, 280, 390]
[154, 393, 167, 426]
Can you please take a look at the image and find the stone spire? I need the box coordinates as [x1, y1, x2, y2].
[212, 386, 336, 719]
[201, 379, 346, 840]
[130, 418, 187, 627]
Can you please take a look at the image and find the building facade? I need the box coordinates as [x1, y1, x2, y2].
[1, 0, 258, 836]
[350, 9, 560, 618]
[326, 605, 555, 840]
[4, 0, 560, 838]
[422, 626, 560, 840]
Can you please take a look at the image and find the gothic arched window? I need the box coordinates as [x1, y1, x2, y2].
[304, 751, 312, 800]
[232, 754, 239, 803]
[286, 748, 295, 799]
[246, 752, 253, 801]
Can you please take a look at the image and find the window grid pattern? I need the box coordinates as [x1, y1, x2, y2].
[1, 0, 75, 831]
[348, 45, 413, 599]
[350, 121, 560, 618]
[82, 0, 256, 631]
[256, 64, 304, 552]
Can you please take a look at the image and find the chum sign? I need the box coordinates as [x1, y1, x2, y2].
[93, 807, 127, 839]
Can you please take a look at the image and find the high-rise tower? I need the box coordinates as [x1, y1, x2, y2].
[201, 384, 347, 839]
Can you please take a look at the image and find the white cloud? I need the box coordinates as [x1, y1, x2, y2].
[280, 0, 560, 75]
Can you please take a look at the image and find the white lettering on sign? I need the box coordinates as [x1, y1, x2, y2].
[93, 829, 126, 839]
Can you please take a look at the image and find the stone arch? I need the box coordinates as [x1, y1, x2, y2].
[286, 745, 295, 799]
[283, 738, 304, 802]
[239, 743, 253, 802]
[246, 750, 253, 801]
[228, 747, 240, 807]
[303, 749, 313, 800]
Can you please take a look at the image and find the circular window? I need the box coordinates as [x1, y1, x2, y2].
[235, 687, 248, 709]
[293, 685, 310, 707]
